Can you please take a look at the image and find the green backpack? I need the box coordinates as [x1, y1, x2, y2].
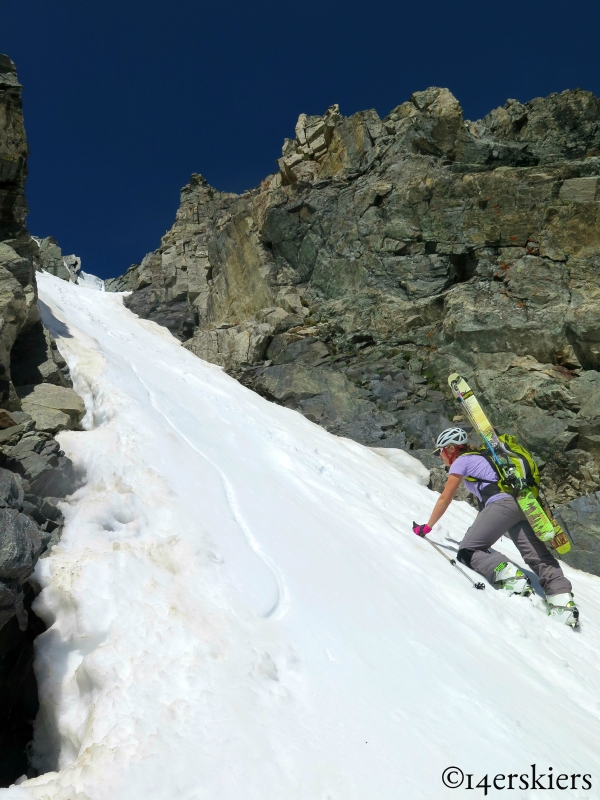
[463, 434, 540, 503]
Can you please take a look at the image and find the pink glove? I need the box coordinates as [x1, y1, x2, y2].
[412, 522, 432, 537]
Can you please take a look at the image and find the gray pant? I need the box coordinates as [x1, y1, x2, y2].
[457, 496, 572, 597]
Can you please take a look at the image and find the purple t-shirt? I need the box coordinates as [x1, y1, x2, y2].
[449, 454, 511, 506]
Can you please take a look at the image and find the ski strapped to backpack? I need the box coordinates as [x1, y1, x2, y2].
[461, 434, 540, 505]
[448, 373, 571, 555]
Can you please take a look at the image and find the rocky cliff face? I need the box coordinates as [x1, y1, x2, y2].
[0, 55, 28, 242]
[0, 54, 82, 564]
[109, 85, 600, 574]
[0, 55, 86, 781]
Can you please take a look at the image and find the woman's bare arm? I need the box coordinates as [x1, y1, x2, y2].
[427, 474, 462, 528]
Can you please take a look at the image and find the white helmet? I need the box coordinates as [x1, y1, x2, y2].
[434, 427, 468, 451]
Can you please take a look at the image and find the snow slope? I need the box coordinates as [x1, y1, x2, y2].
[5, 273, 600, 799]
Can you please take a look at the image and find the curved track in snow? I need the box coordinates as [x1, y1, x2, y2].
[129, 360, 290, 621]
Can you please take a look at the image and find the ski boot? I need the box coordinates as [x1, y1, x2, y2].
[493, 562, 533, 597]
[547, 593, 580, 629]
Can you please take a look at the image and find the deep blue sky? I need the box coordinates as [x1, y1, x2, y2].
[3, 0, 600, 279]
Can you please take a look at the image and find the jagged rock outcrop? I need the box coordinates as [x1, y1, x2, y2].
[32, 236, 81, 282]
[0, 56, 81, 626]
[0, 53, 85, 783]
[0, 55, 28, 242]
[110, 85, 600, 573]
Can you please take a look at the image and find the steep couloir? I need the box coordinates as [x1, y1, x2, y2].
[108, 86, 600, 576]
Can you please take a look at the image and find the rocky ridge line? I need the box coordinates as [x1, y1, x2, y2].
[108, 85, 600, 576]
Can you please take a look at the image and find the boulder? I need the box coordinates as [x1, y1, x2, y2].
[0, 467, 23, 509]
[554, 492, 600, 575]
[0, 423, 25, 446]
[0, 409, 16, 429]
[0, 242, 32, 288]
[16, 384, 85, 432]
[0, 508, 44, 583]
[184, 320, 273, 368]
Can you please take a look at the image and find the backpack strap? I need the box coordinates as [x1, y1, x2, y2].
[455, 452, 508, 509]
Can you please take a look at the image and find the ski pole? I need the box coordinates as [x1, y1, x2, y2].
[419, 531, 486, 590]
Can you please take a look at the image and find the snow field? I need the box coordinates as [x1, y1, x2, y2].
[3, 272, 600, 799]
